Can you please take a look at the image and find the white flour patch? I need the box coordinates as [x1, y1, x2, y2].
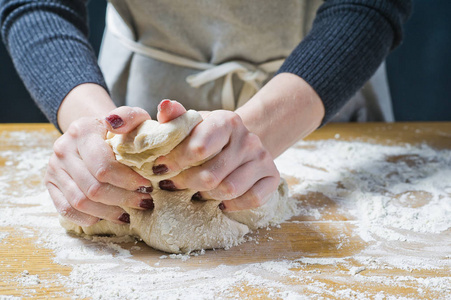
[276, 140, 451, 278]
[277, 141, 451, 240]
[15, 270, 41, 286]
[1, 131, 450, 298]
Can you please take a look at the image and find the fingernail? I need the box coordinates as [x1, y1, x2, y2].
[153, 164, 168, 175]
[191, 192, 206, 202]
[139, 198, 155, 210]
[158, 99, 171, 112]
[105, 114, 124, 129]
[218, 202, 226, 211]
[118, 213, 130, 223]
[137, 186, 153, 193]
[159, 180, 177, 191]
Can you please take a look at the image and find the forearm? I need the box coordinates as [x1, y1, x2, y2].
[0, 0, 107, 130]
[278, 0, 412, 125]
[236, 73, 324, 158]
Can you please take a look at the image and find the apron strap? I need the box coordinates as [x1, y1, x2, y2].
[107, 9, 284, 111]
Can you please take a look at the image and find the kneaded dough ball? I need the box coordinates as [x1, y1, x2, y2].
[61, 110, 297, 253]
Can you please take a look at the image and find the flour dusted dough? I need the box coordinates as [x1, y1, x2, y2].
[61, 110, 297, 253]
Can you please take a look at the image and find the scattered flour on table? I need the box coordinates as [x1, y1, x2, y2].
[276, 140, 451, 241]
[1, 130, 450, 299]
[15, 270, 41, 286]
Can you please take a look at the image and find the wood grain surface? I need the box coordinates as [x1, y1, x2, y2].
[0, 122, 450, 299]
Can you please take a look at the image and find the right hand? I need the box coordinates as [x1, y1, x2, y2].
[45, 106, 155, 226]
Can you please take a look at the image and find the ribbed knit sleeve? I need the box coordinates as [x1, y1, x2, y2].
[0, 0, 107, 131]
[278, 0, 412, 125]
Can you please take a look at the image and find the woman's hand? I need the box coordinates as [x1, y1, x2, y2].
[153, 72, 325, 212]
[153, 100, 281, 212]
[45, 106, 156, 226]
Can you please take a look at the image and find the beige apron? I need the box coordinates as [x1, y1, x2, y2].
[99, 0, 393, 122]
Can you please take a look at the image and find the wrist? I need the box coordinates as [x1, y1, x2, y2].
[57, 83, 116, 132]
[236, 73, 325, 157]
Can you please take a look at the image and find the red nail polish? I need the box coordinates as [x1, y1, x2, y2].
[137, 186, 153, 193]
[153, 164, 169, 175]
[159, 180, 177, 191]
[218, 202, 226, 211]
[118, 213, 130, 223]
[106, 114, 124, 129]
[139, 198, 155, 210]
[191, 192, 206, 202]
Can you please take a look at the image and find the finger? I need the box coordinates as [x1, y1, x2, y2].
[46, 181, 100, 227]
[53, 167, 129, 224]
[62, 118, 151, 190]
[221, 176, 280, 211]
[62, 154, 154, 210]
[201, 152, 278, 201]
[154, 113, 237, 174]
[170, 131, 266, 192]
[75, 127, 152, 190]
[104, 106, 151, 134]
[157, 100, 187, 123]
[170, 141, 248, 192]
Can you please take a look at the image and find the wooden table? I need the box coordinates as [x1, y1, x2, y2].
[0, 122, 450, 299]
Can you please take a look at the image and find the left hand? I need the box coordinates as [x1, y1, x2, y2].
[153, 100, 280, 211]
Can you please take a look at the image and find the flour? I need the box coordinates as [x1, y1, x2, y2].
[349, 266, 366, 275]
[276, 141, 451, 241]
[1, 130, 450, 299]
[15, 271, 41, 286]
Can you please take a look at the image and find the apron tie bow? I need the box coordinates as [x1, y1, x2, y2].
[186, 62, 272, 110]
[107, 9, 284, 110]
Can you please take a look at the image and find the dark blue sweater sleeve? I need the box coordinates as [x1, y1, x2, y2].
[278, 0, 412, 125]
[0, 0, 107, 131]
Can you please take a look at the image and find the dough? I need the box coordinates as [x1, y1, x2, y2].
[61, 110, 297, 253]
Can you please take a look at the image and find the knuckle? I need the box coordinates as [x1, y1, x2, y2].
[57, 202, 74, 218]
[72, 194, 89, 211]
[67, 121, 83, 138]
[247, 191, 265, 209]
[52, 139, 67, 158]
[228, 113, 242, 127]
[95, 165, 111, 182]
[200, 170, 220, 190]
[220, 180, 237, 198]
[86, 182, 103, 200]
[247, 133, 262, 148]
[190, 143, 209, 160]
[68, 117, 102, 137]
[257, 149, 270, 162]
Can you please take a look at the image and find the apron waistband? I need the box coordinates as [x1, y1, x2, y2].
[106, 10, 285, 111]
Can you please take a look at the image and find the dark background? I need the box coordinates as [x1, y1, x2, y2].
[1, 0, 450, 124]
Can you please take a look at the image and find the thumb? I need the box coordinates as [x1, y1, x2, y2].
[157, 99, 187, 123]
[104, 106, 151, 134]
